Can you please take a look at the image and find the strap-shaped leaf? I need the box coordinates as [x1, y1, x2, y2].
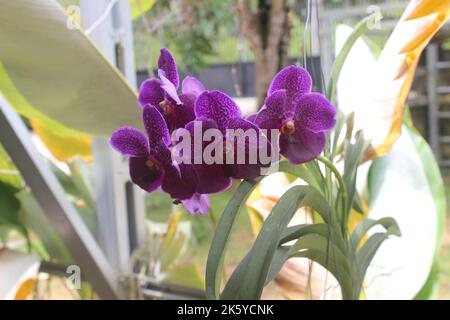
[354, 222, 401, 297]
[281, 223, 346, 254]
[289, 234, 353, 300]
[278, 161, 324, 192]
[220, 186, 330, 299]
[205, 178, 262, 300]
[343, 131, 368, 215]
[349, 217, 399, 253]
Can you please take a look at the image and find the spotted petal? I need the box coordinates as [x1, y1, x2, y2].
[182, 193, 210, 215]
[195, 91, 242, 132]
[110, 127, 149, 157]
[142, 104, 171, 147]
[158, 69, 182, 105]
[138, 78, 164, 107]
[294, 93, 336, 132]
[226, 117, 273, 180]
[129, 156, 164, 193]
[279, 129, 326, 164]
[255, 89, 287, 130]
[268, 66, 312, 109]
[158, 48, 179, 88]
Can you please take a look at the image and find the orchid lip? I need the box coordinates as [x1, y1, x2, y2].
[281, 120, 295, 135]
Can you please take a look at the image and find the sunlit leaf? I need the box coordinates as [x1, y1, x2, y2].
[130, 0, 156, 20]
[0, 1, 141, 136]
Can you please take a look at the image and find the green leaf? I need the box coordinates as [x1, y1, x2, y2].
[354, 227, 400, 298]
[0, 181, 26, 238]
[278, 161, 324, 192]
[343, 131, 368, 215]
[130, 0, 156, 20]
[0, 144, 22, 189]
[349, 217, 400, 253]
[289, 234, 353, 299]
[327, 16, 371, 101]
[0, 1, 141, 136]
[221, 186, 331, 299]
[205, 178, 262, 299]
[16, 191, 72, 262]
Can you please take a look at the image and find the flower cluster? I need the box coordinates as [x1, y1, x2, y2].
[111, 48, 336, 215]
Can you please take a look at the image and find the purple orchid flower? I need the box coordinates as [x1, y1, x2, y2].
[180, 90, 272, 193]
[138, 48, 206, 132]
[110, 104, 209, 215]
[254, 65, 336, 164]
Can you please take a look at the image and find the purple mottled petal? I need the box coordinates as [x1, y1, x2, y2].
[138, 78, 164, 107]
[142, 105, 171, 147]
[226, 118, 272, 180]
[158, 48, 179, 88]
[161, 163, 195, 200]
[294, 93, 336, 132]
[245, 113, 258, 123]
[182, 193, 210, 215]
[110, 127, 149, 157]
[268, 66, 312, 107]
[158, 70, 182, 105]
[184, 119, 232, 193]
[129, 156, 164, 192]
[279, 129, 326, 164]
[194, 164, 232, 193]
[255, 90, 287, 130]
[195, 91, 242, 132]
[182, 76, 206, 97]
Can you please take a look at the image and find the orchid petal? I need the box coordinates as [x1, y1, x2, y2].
[129, 156, 164, 193]
[279, 129, 326, 164]
[110, 127, 149, 157]
[142, 104, 171, 147]
[268, 66, 312, 107]
[294, 93, 336, 132]
[138, 78, 164, 107]
[158, 48, 179, 88]
[158, 69, 182, 105]
[195, 91, 242, 132]
[182, 193, 210, 215]
[182, 76, 206, 96]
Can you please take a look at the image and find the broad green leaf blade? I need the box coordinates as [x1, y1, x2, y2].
[205, 178, 261, 300]
[0, 0, 141, 136]
[366, 125, 445, 299]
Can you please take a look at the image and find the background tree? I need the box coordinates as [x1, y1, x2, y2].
[237, 0, 293, 107]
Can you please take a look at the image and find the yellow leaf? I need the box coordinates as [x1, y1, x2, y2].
[30, 120, 92, 162]
[0, 0, 141, 136]
[130, 0, 157, 20]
